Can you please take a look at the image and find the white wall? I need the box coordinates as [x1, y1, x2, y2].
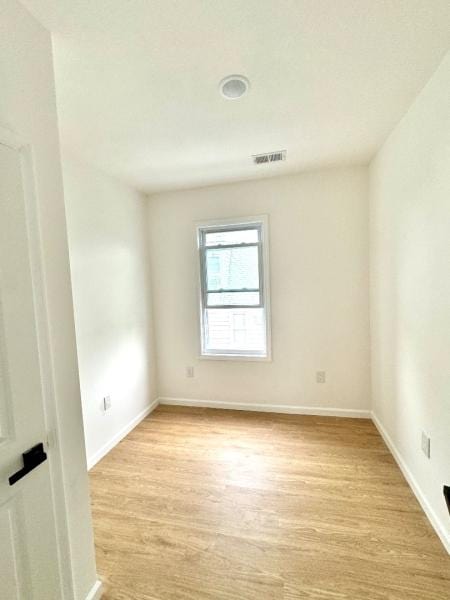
[0, 2, 98, 598]
[63, 157, 157, 467]
[148, 167, 370, 414]
[370, 50, 450, 551]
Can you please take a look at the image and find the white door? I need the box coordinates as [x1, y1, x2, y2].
[0, 142, 63, 598]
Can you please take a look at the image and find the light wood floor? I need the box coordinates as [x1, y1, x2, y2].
[90, 405, 450, 599]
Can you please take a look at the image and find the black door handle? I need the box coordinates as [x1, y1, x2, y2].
[9, 442, 47, 486]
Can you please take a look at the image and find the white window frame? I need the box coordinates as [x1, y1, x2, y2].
[196, 215, 271, 361]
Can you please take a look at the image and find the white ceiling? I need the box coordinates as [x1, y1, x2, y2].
[22, 1, 450, 193]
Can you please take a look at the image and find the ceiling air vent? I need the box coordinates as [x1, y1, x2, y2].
[253, 150, 286, 165]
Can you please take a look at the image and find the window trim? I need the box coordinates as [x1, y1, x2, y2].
[196, 215, 272, 361]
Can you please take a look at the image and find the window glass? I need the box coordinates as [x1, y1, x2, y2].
[205, 246, 259, 292]
[204, 308, 266, 353]
[204, 228, 258, 246]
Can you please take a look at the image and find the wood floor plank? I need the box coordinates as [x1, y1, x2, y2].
[90, 406, 450, 599]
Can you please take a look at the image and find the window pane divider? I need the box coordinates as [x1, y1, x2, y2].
[207, 288, 260, 294]
[205, 304, 263, 309]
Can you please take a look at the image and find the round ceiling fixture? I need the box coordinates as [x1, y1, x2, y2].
[219, 75, 250, 99]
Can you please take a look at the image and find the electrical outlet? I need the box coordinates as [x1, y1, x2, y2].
[186, 366, 194, 378]
[103, 396, 112, 412]
[316, 371, 326, 384]
[421, 432, 431, 458]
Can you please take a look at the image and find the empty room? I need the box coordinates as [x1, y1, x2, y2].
[1, 1, 450, 599]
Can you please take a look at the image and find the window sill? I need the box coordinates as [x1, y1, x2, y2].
[198, 353, 272, 362]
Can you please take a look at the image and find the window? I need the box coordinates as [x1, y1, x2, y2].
[197, 216, 271, 359]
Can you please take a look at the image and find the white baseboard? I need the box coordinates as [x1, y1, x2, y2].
[85, 579, 103, 600]
[157, 396, 370, 418]
[87, 399, 159, 470]
[372, 411, 450, 555]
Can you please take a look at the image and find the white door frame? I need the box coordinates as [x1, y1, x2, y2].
[0, 124, 74, 598]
